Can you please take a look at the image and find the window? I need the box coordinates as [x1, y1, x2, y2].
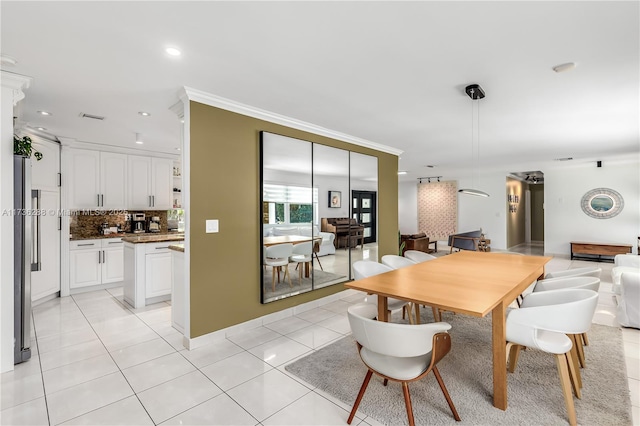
[263, 184, 318, 224]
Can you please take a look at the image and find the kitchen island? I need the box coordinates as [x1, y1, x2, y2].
[122, 233, 184, 308]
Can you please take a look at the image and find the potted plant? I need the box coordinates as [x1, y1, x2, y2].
[14, 135, 43, 160]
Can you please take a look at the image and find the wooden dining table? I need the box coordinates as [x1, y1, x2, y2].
[345, 250, 552, 411]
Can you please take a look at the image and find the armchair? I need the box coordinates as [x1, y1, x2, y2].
[400, 233, 433, 255]
[448, 230, 482, 253]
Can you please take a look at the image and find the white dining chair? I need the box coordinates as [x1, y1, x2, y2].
[346, 302, 460, 426]
[352, 260, 413, 323]
[381, 254, 440, 323]
[290, 241, 313, 285]
[404, 250, 437, 263]
[533, 276, 600, 361]
[545, 266, 601, 280]
[265, 243, 293, 292]
[506, 288, 598, 426]
[381, 254, 416, 269]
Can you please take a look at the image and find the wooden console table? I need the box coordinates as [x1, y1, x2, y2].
[570, 241, 632, 262]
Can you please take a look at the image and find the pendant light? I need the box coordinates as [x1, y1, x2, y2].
[458, 84, 489, 198]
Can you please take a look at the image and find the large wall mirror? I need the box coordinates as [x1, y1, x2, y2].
[260, 132, 378, 303]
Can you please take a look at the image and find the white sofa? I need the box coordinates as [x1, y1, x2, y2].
[618, 272, 640, 328]
[263, 224, 336, 257]
[611, 254, 640, 295]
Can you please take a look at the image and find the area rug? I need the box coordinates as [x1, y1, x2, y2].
[285, 312, 632, 425]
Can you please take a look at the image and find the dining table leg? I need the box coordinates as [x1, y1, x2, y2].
[377, 295, 388, 322]
[492, 300, 508, 410]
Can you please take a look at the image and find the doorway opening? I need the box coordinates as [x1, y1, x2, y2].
[507, 171, 544, 252]
[352, 190, 377, 244]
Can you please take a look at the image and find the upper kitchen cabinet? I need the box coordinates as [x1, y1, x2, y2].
[67, 149, 127, 209]
[127, 156, 172, 210]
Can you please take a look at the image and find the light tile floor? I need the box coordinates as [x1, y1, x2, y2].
[2, 247, 638, 425]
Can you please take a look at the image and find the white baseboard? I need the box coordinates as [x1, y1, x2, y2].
[185, 288, 359, 350]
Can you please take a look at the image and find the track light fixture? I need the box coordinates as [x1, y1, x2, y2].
[417, 176, 443, 184]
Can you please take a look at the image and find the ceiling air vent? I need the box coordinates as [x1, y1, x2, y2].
[79, 112, 105, 121]
[554, 157, 573, 161]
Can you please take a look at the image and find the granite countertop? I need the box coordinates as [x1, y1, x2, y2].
[121, 233, 185, 244]
[168, 244, 184, 252]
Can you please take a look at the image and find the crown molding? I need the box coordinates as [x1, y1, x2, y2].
[1, 70, 32, 105]
[59, 137, 179, 159]
[181, 86, 403, 156]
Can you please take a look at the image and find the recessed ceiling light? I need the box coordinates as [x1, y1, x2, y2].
[175, 147, 181, 151]
[397, 171, 407, 175]
[138, 111, 151, 117]
[165, 47, 181, 57]
[37, 110, 52, 116]
[36, 127, 46, 131]
[552, 62, 576, 73]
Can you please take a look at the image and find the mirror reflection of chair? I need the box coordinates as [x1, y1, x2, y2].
[352, 261, 412, 323]
[291, 241, 313, 285]
[265, 243, 293, 292]
[506, 289, 599, 426]
[404, 250, 437, 263]
[346, 303, 461, 426]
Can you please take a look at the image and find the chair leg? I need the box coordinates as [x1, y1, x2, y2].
[581, 332, 589, 347]
[566, 346, 582, 399]
[298, 263, 303, 285]
[347, 370, 373, 424]
[568, 339, 583, 389]
[555, 353, 578, 426]
[383, 378, 388, 386]
[574, 333, 586, 368]
[284, 264, 292, 288]
[507, 343, 521, 373]
[313, 252, 323, 271]
[271, 267, 276, 292]
[432, 307, 441, 322]
[433, 366, 461, 421]
[401, 382, 415, 426]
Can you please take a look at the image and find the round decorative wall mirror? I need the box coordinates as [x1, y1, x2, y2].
[580, 188, 624, 219]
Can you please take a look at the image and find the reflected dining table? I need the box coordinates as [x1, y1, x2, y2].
[263, 235, 323, 277]
[345, 250, 552, 411]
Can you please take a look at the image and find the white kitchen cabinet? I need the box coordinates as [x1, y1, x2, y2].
[31, 139, 61, 303]
[145, 251, 172, 298]
[69, 238, 123, 290]
[127, 156, 172, 210]
[123, 240, 183, 308]
[66, 148, 127, 209]
[171, 248, 185, 335]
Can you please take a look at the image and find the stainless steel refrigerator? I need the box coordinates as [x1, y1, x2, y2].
[14, 155, 40, 364]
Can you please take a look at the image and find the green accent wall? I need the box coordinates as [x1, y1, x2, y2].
[189, 101, 398, 338]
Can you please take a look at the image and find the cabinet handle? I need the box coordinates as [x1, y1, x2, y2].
[149, 195, 152, 207]
[108, 241, 123, 244]
[103, 250, 105, 263]
[77, 243, 95, 247]
[101, 194, 104, 206]
[152, 195, 155, 207]
[97, 194, 101, 207]
[98, 251, 101, 264]
[155, 246, 170, 250]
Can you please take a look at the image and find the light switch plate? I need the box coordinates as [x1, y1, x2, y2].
[206, 219, 219, 233]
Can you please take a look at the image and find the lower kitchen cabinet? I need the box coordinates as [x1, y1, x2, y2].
[69, 238, 124, 290]
[124, 240, 183, 308]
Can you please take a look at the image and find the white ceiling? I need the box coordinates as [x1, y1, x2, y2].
[2, 1, 638, 182]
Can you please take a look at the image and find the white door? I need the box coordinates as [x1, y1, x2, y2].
[128, 155, 152, 209]
[31, 140, 61, 302]
[70, 248, 101, 288]
[102, 246, 124, 284]
[151, 158, 173, 209]
[145, 252, 172, 298]
[67, 149, 100, 209]
[100, 152, 127, 209]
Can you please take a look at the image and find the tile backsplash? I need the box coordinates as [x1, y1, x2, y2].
[70, 210, 168, 239]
